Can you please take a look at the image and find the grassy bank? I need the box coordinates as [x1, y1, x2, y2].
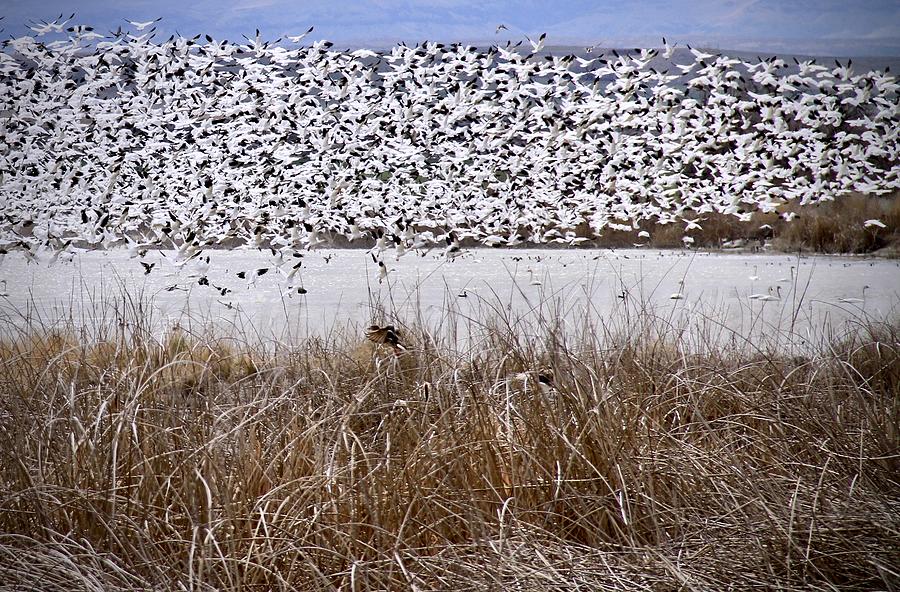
[0, 298, 898, 590]
[575, 193, 900, 255]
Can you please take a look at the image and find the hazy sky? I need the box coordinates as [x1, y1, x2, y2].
[1, 0, 898, 56]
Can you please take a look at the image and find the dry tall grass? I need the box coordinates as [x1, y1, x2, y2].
[774, 193, 900, 254]
[566, 192, 900, 255]
[0, 293, 898, 590]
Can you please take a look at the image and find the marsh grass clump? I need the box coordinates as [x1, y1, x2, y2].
[774, 193, 900, 254]
[0, 295, 898, 591]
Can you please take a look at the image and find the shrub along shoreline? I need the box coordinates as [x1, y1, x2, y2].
[569, 193, 900, 254]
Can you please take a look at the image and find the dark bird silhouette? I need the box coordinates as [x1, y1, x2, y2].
[366, 324, 406, 353]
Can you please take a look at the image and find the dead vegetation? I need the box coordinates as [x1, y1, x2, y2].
[565, 192, 900, 255]
[0, 293, 898, 591]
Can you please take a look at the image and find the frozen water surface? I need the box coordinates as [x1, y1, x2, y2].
[0, 249, 897, 350]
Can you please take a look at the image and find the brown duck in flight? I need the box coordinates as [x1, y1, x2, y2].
[365, 324, 406, 354]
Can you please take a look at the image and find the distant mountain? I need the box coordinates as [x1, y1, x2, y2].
[541, 46, 900, 75]
[347, 41, 899, 72]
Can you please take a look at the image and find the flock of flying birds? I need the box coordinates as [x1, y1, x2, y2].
[0, 15, 898, 294]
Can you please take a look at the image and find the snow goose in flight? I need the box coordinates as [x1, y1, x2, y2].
[125, 17, 162, 31]
[287, 26, 314, 43]
[27, 13, 75, 36]
[525, 32, 546, 53]
[686, 45, 716, 61]
[661, 37, 677, 59]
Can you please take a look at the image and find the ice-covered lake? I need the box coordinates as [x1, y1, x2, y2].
[0, 248, 897, 350]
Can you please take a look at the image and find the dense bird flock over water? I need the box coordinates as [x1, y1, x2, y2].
[1, 17, 899, 279]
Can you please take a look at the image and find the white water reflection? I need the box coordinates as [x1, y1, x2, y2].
[0, 248, 897, 350]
